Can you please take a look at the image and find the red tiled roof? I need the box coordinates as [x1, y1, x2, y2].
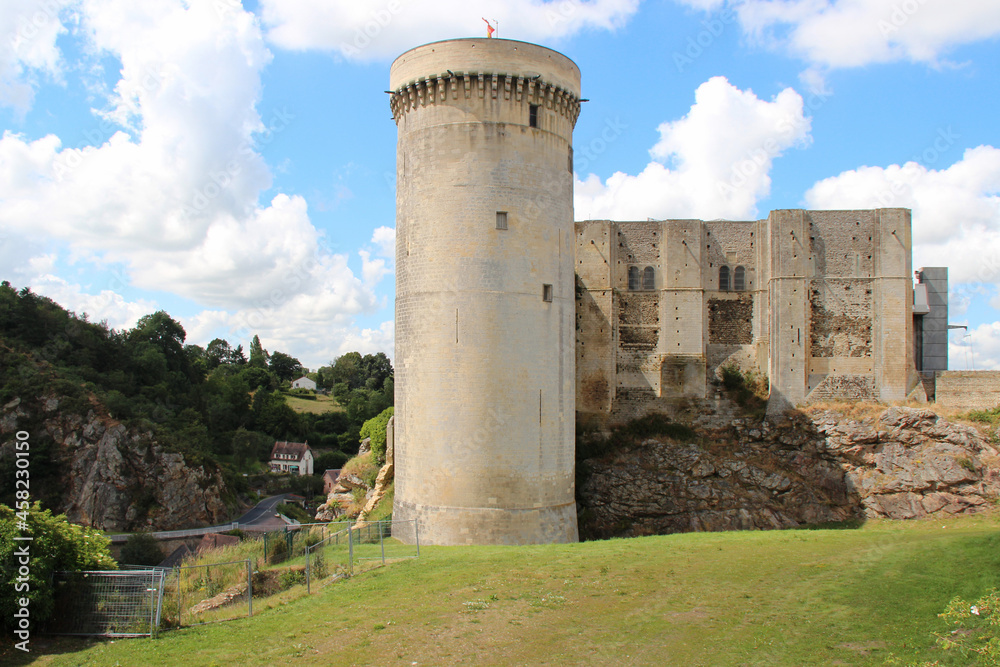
[270, 441, 310, 461]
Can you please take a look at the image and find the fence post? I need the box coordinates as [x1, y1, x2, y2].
[348, 523, 354, 576]
[148, 572, 157, 638]
[306, 544, 311, 595]
[379, 521, 385, 565]
[176, 566, 182, 628]
[247, 559, 253, 618]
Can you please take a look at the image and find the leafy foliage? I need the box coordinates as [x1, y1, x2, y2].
[119, 532, 164, 566]
[0, 502, 115, 630]
[0, 281, 395, 508]
[932, 588, 1000, 664]
[360, 407, 394, 465]
[717, 363, 769, 421]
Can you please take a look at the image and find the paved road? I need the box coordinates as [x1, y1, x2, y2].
[236, 493, 289, 526]
[108, 494, 290, 543]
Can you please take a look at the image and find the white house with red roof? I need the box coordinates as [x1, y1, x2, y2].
[269, 441, 314, 476]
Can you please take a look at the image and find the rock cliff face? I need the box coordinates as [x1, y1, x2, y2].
[1, 395, 232, 532]
[578, 407, 1000, 539]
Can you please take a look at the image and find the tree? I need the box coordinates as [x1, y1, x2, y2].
[331, 352, 363, 389]
[232, 427, 274, 468]
[359, 407, 394, 465]
[119, 532, 164, 566]
[361, 352, 393, 391]
[129, 311, 187, 369]
[270, 351, 304, 382]
[252, 390, 301, 439]
[0, 503, 115, 632]
[249, 334, 270, 369]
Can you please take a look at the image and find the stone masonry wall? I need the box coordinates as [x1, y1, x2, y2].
[708, 294, 753, 345]
[936, 371, 1000, 410]
[809, 279, 873, 357]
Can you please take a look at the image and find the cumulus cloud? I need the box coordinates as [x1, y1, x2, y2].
[672, 0, 1000, 70]
[0, 0, 391, 365]
[0, 0, 75, 112]
[260, 0, 639, 59]
[950, 321, 1000, 371]
[804, 145, 1000, 284]
[23, 272, 157, 331]
[575, 76, 810, 221]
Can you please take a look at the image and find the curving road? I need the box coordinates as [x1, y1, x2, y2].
[108, 493, 290, 543]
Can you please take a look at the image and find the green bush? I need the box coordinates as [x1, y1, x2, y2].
[932, 588, 1000, 664]
[717, 363, 768, 421]
[0, 503, 115, 631]
[119, 532, 164, 566]
[359, 407, 394, 465]
[267, 535, 288, 564]
[310, 552, 328, 580]
[278, 567, 305, 589]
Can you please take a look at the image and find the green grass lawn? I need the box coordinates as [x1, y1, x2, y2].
[284, 393, 343, 415]
[15, 513, 1000, 666]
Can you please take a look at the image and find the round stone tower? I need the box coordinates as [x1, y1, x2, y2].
[390, 38, 581, 545]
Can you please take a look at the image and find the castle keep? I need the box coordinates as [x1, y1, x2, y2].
[390, 39, 580, 546]
[576, 210, 917, 424]
[390, 38, 927, 546]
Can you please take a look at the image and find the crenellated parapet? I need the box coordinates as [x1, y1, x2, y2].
[389, 71, 582, 126]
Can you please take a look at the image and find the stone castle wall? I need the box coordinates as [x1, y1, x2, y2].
[936, 371, 1000, 410]
[391, 39, 580, 545]
[575, 208, 916, 425]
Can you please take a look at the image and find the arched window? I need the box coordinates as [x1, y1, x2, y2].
[628, 266, 640, 291]
[719, 265, 730, 291]
[734, 266, 746, 291]
[642, 266, 655, 291]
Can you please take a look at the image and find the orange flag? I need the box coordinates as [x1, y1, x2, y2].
[482, 18, 495, 38]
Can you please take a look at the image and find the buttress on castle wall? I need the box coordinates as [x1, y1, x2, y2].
[576, 208, 915, 423]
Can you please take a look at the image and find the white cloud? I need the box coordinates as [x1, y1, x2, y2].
[675, 0, 1000, 70]
[260, 0, 639, 59]
[0, 0, 389, 366]
[180, 309, 395, 369]
[575, 76, 810, 221]
[26, 272, 157, 331]
[371, 225, 395, 259]
[804, 145, 1000, 284]
[950, 321, 1000, 371]
[0, 0, 75, 112]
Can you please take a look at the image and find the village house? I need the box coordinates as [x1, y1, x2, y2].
[269, 441, 314, 476]
[291, 376, 317, 391]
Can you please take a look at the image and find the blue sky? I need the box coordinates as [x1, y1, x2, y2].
[1, 0, 998, 370]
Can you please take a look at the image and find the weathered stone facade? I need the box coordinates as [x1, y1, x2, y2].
[576, 210, 917, 424]
[390, 39, 580, 546]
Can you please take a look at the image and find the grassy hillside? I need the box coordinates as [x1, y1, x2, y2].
[284, 392, 344, 415]
[19, 513, 1000, 666]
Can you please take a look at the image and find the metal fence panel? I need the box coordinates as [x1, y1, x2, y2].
[305, 519, 419, 593]
[161, 559, 252, 628]
[50, 570, 165, 637]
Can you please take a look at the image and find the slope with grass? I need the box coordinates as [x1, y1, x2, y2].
[16, 513, 1000, 666]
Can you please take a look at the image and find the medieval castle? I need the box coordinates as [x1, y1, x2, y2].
[386, 38, 969, 547]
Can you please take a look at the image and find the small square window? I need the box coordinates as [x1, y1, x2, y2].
[529, 104, 539, 128]
[496, 211, 508, 230]
[542, 284, 553, 302]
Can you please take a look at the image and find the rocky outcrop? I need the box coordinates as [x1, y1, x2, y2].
[1, 394, 233, 532]
[356, 461, 394, 523]
[578, 407, 1000, 539]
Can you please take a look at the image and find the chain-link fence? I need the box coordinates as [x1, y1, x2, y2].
[304, 519, 419, 593]
[49, 569, 165, 637]
[158, 559, 253, 628]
